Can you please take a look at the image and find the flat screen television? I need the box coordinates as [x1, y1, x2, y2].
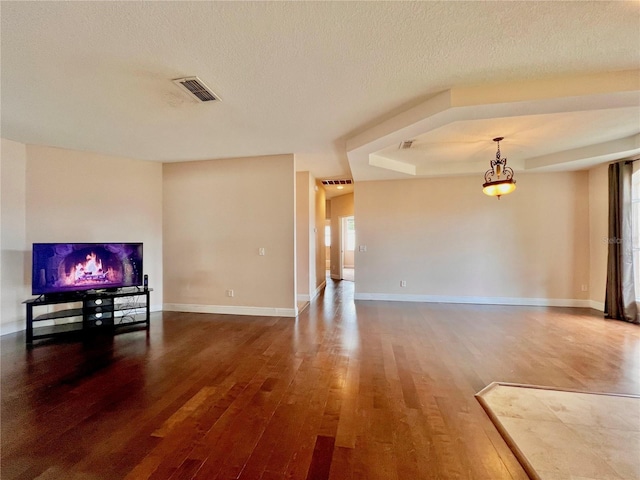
[32, 243, 143, 296]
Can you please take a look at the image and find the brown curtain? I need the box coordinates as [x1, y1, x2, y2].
[604, 161, 639, 323]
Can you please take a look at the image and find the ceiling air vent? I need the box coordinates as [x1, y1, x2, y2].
[399, 140, 414, 149]
[172, 76, 219, 102]
[321, 179, 353, 186]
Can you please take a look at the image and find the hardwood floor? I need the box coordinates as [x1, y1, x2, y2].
[2, 280, 639, 479]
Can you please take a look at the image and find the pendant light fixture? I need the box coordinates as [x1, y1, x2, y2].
[482, 137, 516, 199]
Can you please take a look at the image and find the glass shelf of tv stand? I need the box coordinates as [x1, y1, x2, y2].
[28, 321, 86, 339]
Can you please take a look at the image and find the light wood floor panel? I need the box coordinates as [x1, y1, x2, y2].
[2, 279, 639, 479]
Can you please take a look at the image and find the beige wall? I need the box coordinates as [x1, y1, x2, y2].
[163, 154, 296, 315]
[296, 173, 326, 303]
[314, 181, 327, 290]
[588, 163, 609, 307]
[1, 139, 28, 333]
[0, 135, 618, 335]
[354, 172, 591, 305]
[329, 193, 355, 279]
[296, 171, 311, 299]
[25, 145, 164, 309]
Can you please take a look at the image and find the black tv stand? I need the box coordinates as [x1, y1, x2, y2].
[24, 288, 152, 345]
[42, 292, 76, 302]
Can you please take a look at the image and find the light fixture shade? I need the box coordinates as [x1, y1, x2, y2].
[482, 137, 516, 199]
[483, 179, 516, 197]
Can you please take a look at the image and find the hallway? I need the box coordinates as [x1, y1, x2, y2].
[2, 281, 639, 479]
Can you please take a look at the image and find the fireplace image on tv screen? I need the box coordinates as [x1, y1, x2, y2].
[32, 243, 143, 295]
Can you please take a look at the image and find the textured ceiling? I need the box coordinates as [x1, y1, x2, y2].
[1, 1, 639, 180]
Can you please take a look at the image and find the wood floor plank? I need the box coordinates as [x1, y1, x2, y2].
[305, 435, 335, 480]
[2, 280, 639, 479]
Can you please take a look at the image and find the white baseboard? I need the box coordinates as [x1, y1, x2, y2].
[353, 293, 593, 308]
[294, 281, 327, 316]
[1, 320, 24, 336]
[313, 280, 326, 300]
[163, 303, 297, 318]
[2, 295, 603, 336]
[296, 301, 310, 315]
[297, 281, 326, 304]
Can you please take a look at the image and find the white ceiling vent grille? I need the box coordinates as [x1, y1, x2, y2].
[399, 140, 414, 149]
[172, 76, 219, 102]
[321, 179, 353, 186]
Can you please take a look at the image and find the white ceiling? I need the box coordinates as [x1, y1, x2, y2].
[370, 107, 640, 176]
[1, 1, 639, 182]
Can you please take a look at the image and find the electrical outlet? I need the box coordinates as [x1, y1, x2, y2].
[401, 280, 407, 287]
[359, 245, 367, 252]
[226, 289, 234, 297]
[259, 248, 265, 256]
[581, 284, 588, 292]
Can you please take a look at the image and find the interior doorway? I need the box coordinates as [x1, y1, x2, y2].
[325, 221, 331, 278]
[341, 216, 355, 282]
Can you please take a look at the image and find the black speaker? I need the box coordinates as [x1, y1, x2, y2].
[143, 274, 148, 289]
